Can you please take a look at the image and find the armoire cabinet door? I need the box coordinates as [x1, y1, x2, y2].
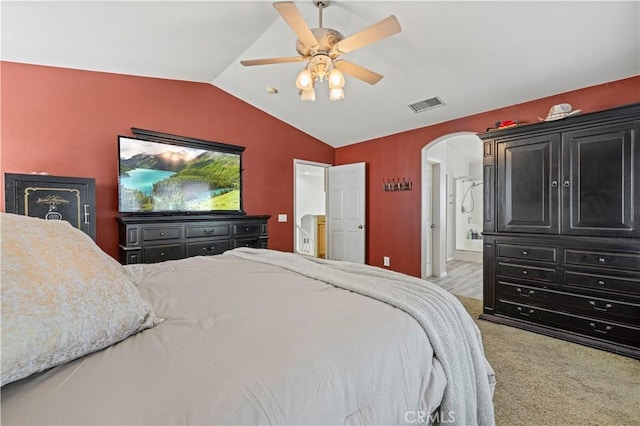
[497, 134, 560, 234]
[561, 121, 639, 237]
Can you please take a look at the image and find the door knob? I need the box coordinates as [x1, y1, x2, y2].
[358, 224, 363, 229]
[430, 224, 437, 229]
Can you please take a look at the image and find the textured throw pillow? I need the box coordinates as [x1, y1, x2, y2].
[0, 213, 156, 386]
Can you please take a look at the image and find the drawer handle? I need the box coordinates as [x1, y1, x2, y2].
[589, 301, 612, 312]
[589, 323, 613, 335]
[598, 257, 606, 263]
[522, 270, 528, 276]
[204, 229, 214, 235]
[160, 252, 165, 256]
[517, 307, 534, 316]
[160, 232, 165, 236]
[516, 288, 535, 297]
[597, 280, 606, 286]
[202, 246, 215, 253]
[522, 250, 528, 256]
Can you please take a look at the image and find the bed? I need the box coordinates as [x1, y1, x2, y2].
[1, 213, 495, 425]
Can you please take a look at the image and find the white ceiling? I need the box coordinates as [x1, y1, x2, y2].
[2, 1, 638, 148]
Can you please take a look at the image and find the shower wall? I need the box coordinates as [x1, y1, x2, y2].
[455, 178, 483, 254]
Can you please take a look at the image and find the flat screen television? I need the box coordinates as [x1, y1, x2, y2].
[118, 132, 244, 215]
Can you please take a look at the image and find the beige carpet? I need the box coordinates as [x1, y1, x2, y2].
[456, 296, 640, 426]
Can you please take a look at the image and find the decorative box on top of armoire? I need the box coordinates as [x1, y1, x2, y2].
[478, 103, 640, 359]
[4, 173, 96, 240]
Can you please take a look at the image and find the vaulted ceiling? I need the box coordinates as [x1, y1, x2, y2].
[2, 1, 638, 147]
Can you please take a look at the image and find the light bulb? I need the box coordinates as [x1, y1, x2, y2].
[296, 69, 313, 90]
[301, 88, 316, 102]
[329, 88, 344, 101]
[328, 68, 345, 89]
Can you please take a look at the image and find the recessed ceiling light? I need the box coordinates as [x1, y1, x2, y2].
[266, 86, 279, 95]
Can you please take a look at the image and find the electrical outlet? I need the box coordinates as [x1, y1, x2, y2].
[383, 256, 390, 267]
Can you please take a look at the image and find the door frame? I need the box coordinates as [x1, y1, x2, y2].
[293, 159, 331, 255]
[421, 132, 481, 279]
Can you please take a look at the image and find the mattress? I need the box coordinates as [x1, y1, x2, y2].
[2, 253, 449, 425]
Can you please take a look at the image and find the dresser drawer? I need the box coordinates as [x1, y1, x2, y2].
[186, 224, 230, 239]
[565, 270, 640, 297]
[497, 243, 556, 262]
[565, 250, 640, 270]
[186, 240, 231, 257]
[143, 244, 183, 263]
[497, 262, 557, 283]
[233, 238, 262, 249]
[498, 300, 640, 348]
[234, 223, 260, 236]
[142, 227, 181, 242]
[498, 281, 640, 323]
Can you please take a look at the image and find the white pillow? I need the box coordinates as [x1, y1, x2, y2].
[1, 213, 156, 386]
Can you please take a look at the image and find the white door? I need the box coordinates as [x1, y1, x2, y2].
[425, 162, 434, 276]
[326, 162, 366, 263]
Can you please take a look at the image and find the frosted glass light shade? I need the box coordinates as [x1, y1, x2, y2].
[329, 88, 344, 101]
[301, 88, 316, 102]
[328, 68, 345, 89]
[296, 69, 313, 90]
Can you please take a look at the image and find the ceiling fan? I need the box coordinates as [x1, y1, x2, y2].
[240, 1, 401, 101]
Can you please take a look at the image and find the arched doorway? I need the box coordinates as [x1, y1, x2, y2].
[421, 132, 483, 280]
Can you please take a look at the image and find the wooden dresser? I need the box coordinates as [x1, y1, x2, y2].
[479, 103, 640, 359]
[117, 214, 269, 264]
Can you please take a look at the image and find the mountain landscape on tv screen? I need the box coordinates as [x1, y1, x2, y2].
[119, 149, 240, 212]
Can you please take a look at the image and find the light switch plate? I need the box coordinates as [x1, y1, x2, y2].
[278, 214, 287, 222]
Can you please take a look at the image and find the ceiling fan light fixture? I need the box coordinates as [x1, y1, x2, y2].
[295, 68, 314, 90]
[329, 87, 344, 101]
[328, 67, 345, 89]
[301, 88, 316, 102]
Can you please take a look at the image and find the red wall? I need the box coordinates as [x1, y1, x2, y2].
[2, 61, 637, 274]
[336, 76, 640, 277]
[1, 62, 335, 259]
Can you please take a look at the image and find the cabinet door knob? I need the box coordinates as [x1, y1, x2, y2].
[551, 181, 558, 188]
[563, 180, 571, 187]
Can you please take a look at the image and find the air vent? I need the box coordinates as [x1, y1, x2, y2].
[408, 96, 445, 113]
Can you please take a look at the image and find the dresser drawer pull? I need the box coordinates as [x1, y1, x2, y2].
[203, 229, 214, 235]
[516, 288, 535, 297]
[589, 323, 613, 335]
[522, 250, 528, 255]
[522, 270, 528, 276]
[597, 280, 606, 286]
[202, 246, 216, 253]
[598, 257, 606, 263]
[589, 301, 613, 312]
[517, 307, 534, 316]
[160, 252, 165, 256]
[160, 232, 165, 236]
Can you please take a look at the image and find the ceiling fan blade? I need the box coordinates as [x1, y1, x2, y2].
[335, 15, 401, 54]
[240, 56, 307, 66]
[273, 2, 319, 49]
[334, 60, 383, 85]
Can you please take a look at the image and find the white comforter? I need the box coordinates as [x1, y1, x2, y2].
[1, 251, 460, 425]
[228, 248, 496, 426]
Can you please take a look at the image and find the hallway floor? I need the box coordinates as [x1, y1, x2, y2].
[427, 260, 483, 299]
